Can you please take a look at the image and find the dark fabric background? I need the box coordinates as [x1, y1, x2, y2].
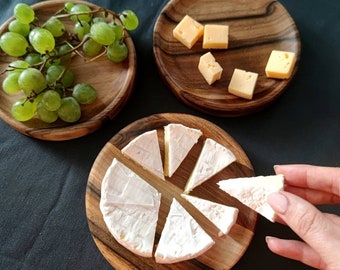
[1, 0, 340, 269]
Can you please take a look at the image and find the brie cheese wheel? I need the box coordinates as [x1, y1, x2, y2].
[100, 158, 161, 257]
[218, 174, 284, 222]
[181, 194, 238, 236]
[155, 198, 215, 264]
[122, 130, 165, 180]
[164, 123, 202, 177]
[184, 138, 236, 193]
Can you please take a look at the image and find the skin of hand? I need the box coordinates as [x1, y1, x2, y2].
[266, 164, 340, 270]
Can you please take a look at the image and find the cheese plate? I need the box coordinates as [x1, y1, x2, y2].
[0, 0, 136, 140]
[86, 113, 257, 269]
[153, 0, 301, 116]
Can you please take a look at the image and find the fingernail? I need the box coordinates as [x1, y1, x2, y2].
[267, 192, 288, 214]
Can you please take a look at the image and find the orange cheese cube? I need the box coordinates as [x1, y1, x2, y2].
[173, 15, 204, 49]
[198, 52, 223, 85]
[228, 68, 258, 100]
[265, 50, 296, 79]
[203, 24, 229, 49]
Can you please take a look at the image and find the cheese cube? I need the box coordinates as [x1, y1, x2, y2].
[265, 50, 296, 79]
[173, 15, 204, 49]
[203, 24, 229, 49]
[198, 52, 223, 85]
[228, 68, 258, 100]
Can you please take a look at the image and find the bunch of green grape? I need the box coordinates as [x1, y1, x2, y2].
[0, 2, 139, 123]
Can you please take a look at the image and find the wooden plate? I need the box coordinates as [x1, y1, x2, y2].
[153, 0, 301, 117]
[86, 113, 257, 270]
[0, 0, 136, 140]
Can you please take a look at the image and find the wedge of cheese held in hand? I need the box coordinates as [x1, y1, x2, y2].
[218, 174, 284, 222]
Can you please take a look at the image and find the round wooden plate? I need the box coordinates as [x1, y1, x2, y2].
[153, 0, 301, 117]
[0, 0, 136, 140]
[86, 113, 257, 270]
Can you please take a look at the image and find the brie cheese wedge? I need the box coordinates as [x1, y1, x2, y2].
[164, 123, 202, 177]
[100, 158, 161, 257]
[184, 138, 236, 193]
[155, 198, 215, 264]
[218, 174, 284, 222]
[181, 194, 238, 236]
[122, 129, 165, 180]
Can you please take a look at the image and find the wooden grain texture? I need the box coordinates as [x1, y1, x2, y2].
[0, 0, 136, 140]
[86, 113, 257, 270]
[153, 0, 301, 117]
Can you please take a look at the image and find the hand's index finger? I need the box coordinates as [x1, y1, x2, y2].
[274, 164, 340, 196]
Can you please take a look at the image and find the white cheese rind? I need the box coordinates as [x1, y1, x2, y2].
[184, 138, 236, 193]
[122, 129, 165, 180]
[155, 198, 215, 264]
[218, 174, 284, 222]
[181, 194, 238, 236]
[164, 123, 202, 177]
[100, 158, 161, 257]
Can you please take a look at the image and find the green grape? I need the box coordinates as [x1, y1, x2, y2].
[44, 17, 65, 37]
[64, 2, 74, 11]
[107, 41, 128, 63]
[8, 19, 30, 37]
[109, 23, 124, 41]
[57, 97, 81, 123]
[72, 83, 96, 104]
[70, 4, 92, 23]
[119, 10, 139, 31]
[2, 72, 21, 94]
[18, 68, 47, 96]
[92, 17, 106, 24]
[74, 20, 90, 40]
[14, 3, 35, 24]
[25, 53, 42, 66]
[46, 64, 74, 87]
[8, 60, 30, 74]
[82, 38, 102, 57]
[41, 90, 61, 111]
[36, 102, 58, 123]
[0, 32, 28, 57]
[90, 22, 115, 45]
[29, 27, 55, 54]
[11, 98, 36, 122]
[58, 43, 72, 63]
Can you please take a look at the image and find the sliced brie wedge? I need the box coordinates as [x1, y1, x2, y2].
[184, 138, 236, 193]
[122, 129, 165, 180]
[181, 194, 238, 236]
[218, 174, 284, 222]
[100, 158, 161, 257]
[155, 198, 215, 264]
[164, 123, 202, 177]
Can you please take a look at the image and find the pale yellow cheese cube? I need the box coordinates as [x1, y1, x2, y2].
[228, 68, 258, 100]
[265, 50, 296, 79]
[203, 24, 229, 49]
[173, 15, 204, 49]
[198, 52, 223, 85]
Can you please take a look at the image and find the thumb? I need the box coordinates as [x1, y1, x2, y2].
[267, 191, 336, 258]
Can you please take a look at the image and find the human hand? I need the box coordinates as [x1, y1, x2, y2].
[266, 164, 340, 270]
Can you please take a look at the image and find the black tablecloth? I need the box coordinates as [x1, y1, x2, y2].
[1, 0, 340, 269]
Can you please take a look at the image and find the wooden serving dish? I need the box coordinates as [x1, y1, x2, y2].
[0, 0, 136, 140]
[86, 113, 257, 269]
[153, 0, 301, 116]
